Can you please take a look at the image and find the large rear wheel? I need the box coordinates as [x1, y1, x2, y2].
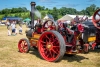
[18, 38, 30, 53]
[38, 31, 66, 62]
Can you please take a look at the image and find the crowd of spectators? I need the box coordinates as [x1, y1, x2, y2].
[6, 20, 23, 36]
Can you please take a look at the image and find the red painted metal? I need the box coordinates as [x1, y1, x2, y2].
[18, 39, 29, 53]
[92, 42, 96, 50]
[38, 32, 60, 61]
[77, 23, 84, 33]
[84, 43, 89, 53]
[92, 9, 100, 29]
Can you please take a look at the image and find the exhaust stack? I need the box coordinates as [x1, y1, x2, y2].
[30, 2, 36, 29]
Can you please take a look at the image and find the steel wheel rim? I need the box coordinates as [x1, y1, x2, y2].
[38, 32, 60, 61]
[18, 39, 28, 53]
[92, 9, 100, 29]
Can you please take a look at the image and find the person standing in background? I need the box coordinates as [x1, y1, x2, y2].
[19, 24, 23, 35]
[11, 21, 16, 36]
[15, 25, 18, 35]
[6, 20, 11, 36]
[74, 15, 80, 23]
[6, 20, 10, 29]
[7, 26, 11, 36]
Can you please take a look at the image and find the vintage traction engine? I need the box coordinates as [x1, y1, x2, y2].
[18, 2, 100, 62]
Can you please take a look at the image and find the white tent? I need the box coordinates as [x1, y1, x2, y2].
[58, 14, 88, 21]
[43, 14, 54, 20]
[88, 16, 93, 19]
[58, 14, 73, 21]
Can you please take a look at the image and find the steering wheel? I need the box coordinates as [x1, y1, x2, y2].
[92, 9, 100, 29]
[42, 20, 56, 31]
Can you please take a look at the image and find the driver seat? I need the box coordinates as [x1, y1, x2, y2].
[63, 23, 74, 43]
[41, 20, 56, 32]
[35, 23, 42, 34]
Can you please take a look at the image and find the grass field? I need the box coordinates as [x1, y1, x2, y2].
[0, 25, 100, 67]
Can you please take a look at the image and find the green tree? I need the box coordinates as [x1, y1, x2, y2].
[2, 8, 11, 14]
[59, 7, 67, 16]
[41, 12, 46, 19]
[52, 7, 58, 20]
[46, 8, 48, 10]
[85, 4, 96, 16]
[36, 5, 42, 11]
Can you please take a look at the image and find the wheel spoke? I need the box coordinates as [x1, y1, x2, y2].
[50, 34, 55, 40]
[47, 50, 53, 58]
[44, 49, 48, 54]
[20, 43, 22, 48]
[50, 39, 57, 45]
[23, 45, 28, 49]
[23, 48, 27, 52]
[40, 40, 46, 43]
[45, 35, 50, 40]
[46, 35, 52, 42]
[20, 47, 24, 52]
[42, 44, 46, 48]
[21, 43, 27, 52]
[53, 41, 59, 46]
[45, 50, 50, 58]
[52, 50, 58, 58]
[51, 49, 58, 55]
[22, 41, 25, 45]
[53, 46, 59, 48]
[55, 48, 59, 53]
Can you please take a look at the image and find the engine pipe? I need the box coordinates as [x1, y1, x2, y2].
[30, 2, 36, 29]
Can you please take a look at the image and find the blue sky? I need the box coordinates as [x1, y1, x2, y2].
[0, 0, 100, 11]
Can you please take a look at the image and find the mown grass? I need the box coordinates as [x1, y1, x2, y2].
[0, 25, 100, 67]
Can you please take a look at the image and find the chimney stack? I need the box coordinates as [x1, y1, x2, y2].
[30, 2, 36, 29]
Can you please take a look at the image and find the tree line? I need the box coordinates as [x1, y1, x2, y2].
[44, 4, 99, 20]
[0, 4, 99, 20]
[0, 7, 29, 14]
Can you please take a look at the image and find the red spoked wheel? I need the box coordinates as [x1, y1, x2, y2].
[92, 9, 100, 29]
[38, 31, 66, 62]
[18, 38, 30, 53]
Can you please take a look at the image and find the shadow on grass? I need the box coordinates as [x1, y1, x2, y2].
[28, 48, 100, 63]
[62, 49, 100, 63]
[29, 48, 43, 60]
[62, 54, 89, 63]
[89, 48, 100, 53]
[28, 48, 89, 62]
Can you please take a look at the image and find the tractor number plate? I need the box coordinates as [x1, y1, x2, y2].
[88, 37, 96, 42]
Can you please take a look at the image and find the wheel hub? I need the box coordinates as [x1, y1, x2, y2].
[46, 43, 52, 49]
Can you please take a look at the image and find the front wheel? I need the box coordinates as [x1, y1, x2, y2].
[18, 38, 30, 53]
[38, 31, 66, 62]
